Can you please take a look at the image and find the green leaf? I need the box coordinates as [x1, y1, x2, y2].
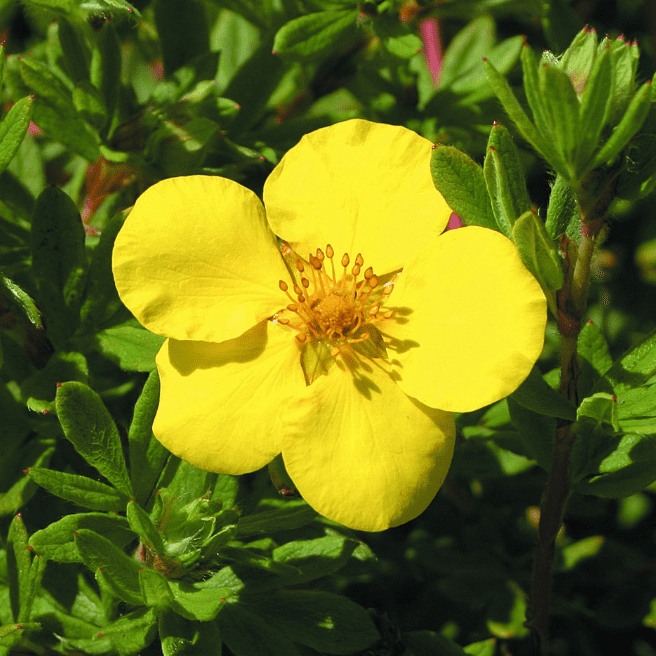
[569, 415, 621, 484]
[273, 10, 358, 61]
[616, 105, 656, 200]
[486, 580, 529, 639]
[169, 579, 231, 621]
[237, 500, 317, 538]
[272, 536, 358, 585]
[96, 607, 157, 655]
[577, 319, 613, 397]
[590, 81, 652, 170]
[79, 210, 126, 330]
[430, 145, 496, 230]
[29, 512, 133, 563]
[374, 14, 422, 59]
[56, 381, 133, 497]
[545, 173, 578, 238]
[127, 500, 166, 553]
[507, 396, 555, 471]
[574, 47, 614, 176]
[484, 58, 570, 178]
[0, 274, 42, 328]
[30, 186, 86, 348]
[512, 209, 564, 314]
[129, 370, 168, 507]
[75, 528, 143, 605]
[139, 567, 173, 608]
[463, 638, 497, 656]
[90, 21, 121, 135]
[510, 365, 576, 420]
[520, 43, 551, 140]
[559, 535, 605, 572]
[21, 351, 88, 413]
[152, 0, 209, 74]
[159, 611, 222, 656]
[94, 320, 165, 371]
[18, 57, 72, 113]
[27, 467, 128, 511]
[538, 63, 580, 171]
[483, 124, 532, 239]
[72, 81, 107, 131]
[7, 513, 31, 623]
[58, 18, 90, 82]
[20, 551, 46, 623]
[0, 96, 33, 177]
[251, 590, 379, 654]
[217, 602, 302, 656]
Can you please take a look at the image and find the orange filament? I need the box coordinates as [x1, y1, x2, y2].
[273, 244, 396, 349]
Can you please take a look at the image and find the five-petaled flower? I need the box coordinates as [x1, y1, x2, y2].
[112, 119, 546, 531]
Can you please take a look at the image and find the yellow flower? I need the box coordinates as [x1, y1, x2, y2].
[112, 119, 546, 531]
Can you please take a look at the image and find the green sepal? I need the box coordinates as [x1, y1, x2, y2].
[129, 370, 168, 507]
[430, 145, 496, 230]
[251, 589, 379, 655]
[236, 499, 317, 538]
[75, 528, 144, 605]
[484, 58, 570, 178]
[20, 351, 88, 414]
[58, 18, 90, 82]
[512, 209, 563, 314]
[26, 467, 128, 511]
[272, 10, 359, 61]
[56, 381, 133, 497]
[152, 0, 210, 75]
[29, 512, 133, 563]
[574, 47, 613, 176]
[30, 186, 86, 348]
[590, 81, 652, 170]
[0, 96, 33, 177]
[538, 62, 580, 171]
[545, 173, 578, 238]
[127, 500, 166, 554]
[90, 21, 121, 135]
[507, 397, 555, 472]
[168, 579, 231, 621]
[510, 365, 576, 421]
[0, 273, 42, 328]
[7, 513, 31, 623]
[560, 27, 598, 95]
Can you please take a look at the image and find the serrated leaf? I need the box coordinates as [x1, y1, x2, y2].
[510, 365, 576, 420]
[75, 529, 143, 605]
[27, 467, 128, 511]
[30, 186, 86, 348]
[56, 381, 133, 497]
[29, 512, 133, 563]
[430, 145, 496, 230]
[273, 10, 358, 62]
[0, 96, 33, 177]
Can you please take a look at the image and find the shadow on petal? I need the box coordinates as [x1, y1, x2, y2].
[169, 321, 269, 376]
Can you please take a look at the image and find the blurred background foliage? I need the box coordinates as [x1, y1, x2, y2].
[1, 0, 656, 655]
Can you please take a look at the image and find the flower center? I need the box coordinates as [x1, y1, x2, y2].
[273, 243, 396, 357]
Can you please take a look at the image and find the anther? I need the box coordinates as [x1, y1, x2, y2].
[309, 255, 322, 270]
[277, 317, 290, 325]
[316, 248, 325, 261]
[341, 253, 350, 267]
[301, 278, 310, 289]
[352, 264, 361, 277]
[368, 275, 379, 289]
[364, 267, 374, 280]
[295, 259, 305, 272]
[279, 280, 288, 292]
[293, 284, 303, 296]
[355, 254, 364, 267]
[287, 303, 298, 312]
[326, 244, 334, 258]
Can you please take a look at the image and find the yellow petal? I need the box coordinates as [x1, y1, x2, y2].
[282, 355, 455, 531]
[113, 176, 289, 342]
[383, 226, 547, 411]
[153, 320, 306, 474]
[263, 119, 451, 274]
